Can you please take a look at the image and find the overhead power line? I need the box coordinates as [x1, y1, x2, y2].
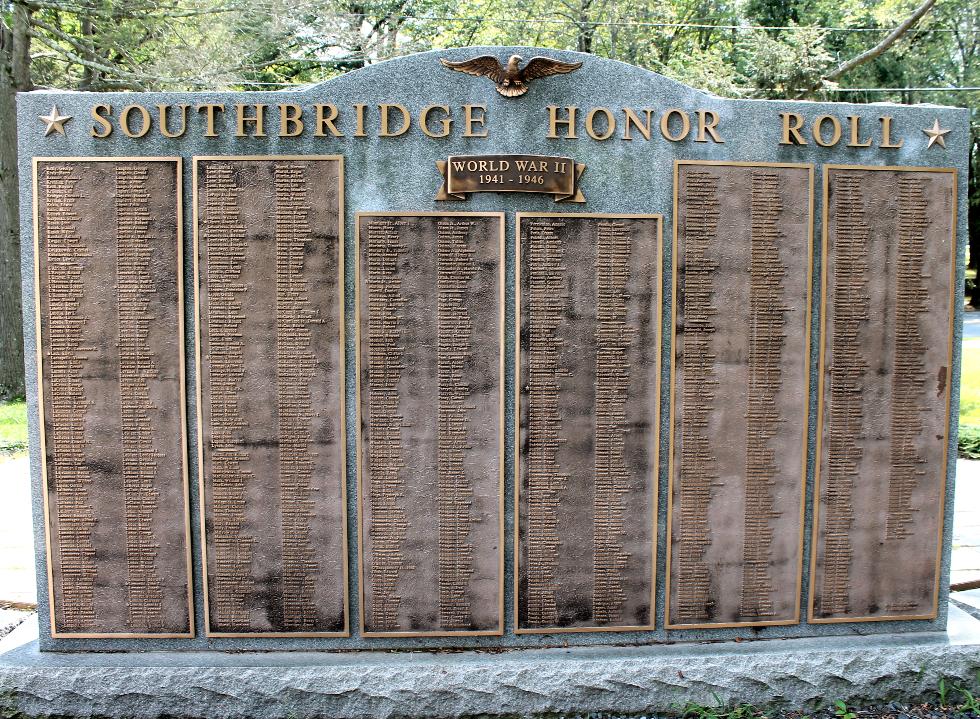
[392, 14, 977, 34]
[18, 0, 980, 35]
[819, 86, 980, 92]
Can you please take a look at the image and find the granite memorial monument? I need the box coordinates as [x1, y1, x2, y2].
[1, 44, 973, 718]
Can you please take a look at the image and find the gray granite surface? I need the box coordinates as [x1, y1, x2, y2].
[3, 603, 980, 718]
[16, 46, 971, 651]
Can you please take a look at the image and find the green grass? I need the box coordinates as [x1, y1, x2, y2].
[961, 341, 980, 457]
[956, 340, 980, 457]
[960, 342, 980, 427]
[959, 340, 980, 458]
[669, 673, 980, 719]
[0, 400, 27, 456]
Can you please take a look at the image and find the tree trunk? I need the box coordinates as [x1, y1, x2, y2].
[0, 4, 31, 400]
[576, 0, 594, 54]
[79, 17, 97, 89]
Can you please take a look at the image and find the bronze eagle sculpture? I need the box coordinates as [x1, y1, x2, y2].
[440, 54, 583, 97]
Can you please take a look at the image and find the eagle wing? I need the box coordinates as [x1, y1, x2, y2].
[440, 56, 506, 84]
[519, 57, 583, 81]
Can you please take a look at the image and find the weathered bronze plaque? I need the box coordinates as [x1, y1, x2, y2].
[667, 162, 813, 628]
[195, 156, 347, 636]
[810, 166, 955, 623]
[356, 212, 504, 637]
[444, 154, 575, 195]
[517, 213, 661, 633]
[34, 158, 192, 637]
[437, 155, 585, 202]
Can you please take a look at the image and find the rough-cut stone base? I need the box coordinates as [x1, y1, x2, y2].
[4, 604, 980, 719]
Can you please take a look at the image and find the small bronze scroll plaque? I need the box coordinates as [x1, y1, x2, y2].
[517, 213, 661, 633]
[667, 161, 813, 629]
[437, 154, 585, 202]
[35, 158, 192, 637]
[195, 156, 347, 636]
[357, 212, 504, 637]
[811, 166, 955, 623]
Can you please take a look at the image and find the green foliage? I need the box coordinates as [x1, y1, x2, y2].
[960, 343, 980, 427]
[740, 26, 834, 97]
[0, 400, 26, 456]
[676, 693, 768, 719]
[670, 673, 980, 719]
[933, 673, 980, 713]
[833, 700, 856, 719]
[9, 0, 980, 109]
[960, 425, 980, 459]
[957, 680, 980, 713]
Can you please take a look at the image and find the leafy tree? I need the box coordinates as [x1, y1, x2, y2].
[0, 0, 320, 400]
[0, 3, 30, 399]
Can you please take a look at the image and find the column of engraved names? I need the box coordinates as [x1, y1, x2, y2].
[887, 179, 928, 540]
[43, 164, 97, 631]
[365, 217, 409, 632]
[524, 218, 569, 627]
[883, 177, 930, 613]
[676, 172, 720, 622]
[740, 171, 788, 620]
[821, 172, 870, 616]
[115, 164, 164, 630]
[593, 221, 633, 625]
[274, 164, 318, 629]
[203, 164, 255, 630]
[437, 218, 477, 629]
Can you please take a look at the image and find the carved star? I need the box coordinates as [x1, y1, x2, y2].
[922, 118, 951, 149]
[39, 105, 72, 136]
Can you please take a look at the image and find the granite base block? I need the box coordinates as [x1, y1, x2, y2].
[3, 604, 980, 719]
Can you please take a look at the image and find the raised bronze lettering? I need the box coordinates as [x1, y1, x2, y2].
[547, 105, 578, 139]
[120, 104, 151, 139]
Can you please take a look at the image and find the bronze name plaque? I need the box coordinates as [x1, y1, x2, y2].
[195, 156, 348, 636]
[448, 155, 574, 195]
[356, 212, 504, 636]
[34, 158, 192, 637]
[810, 166, 955, 623]
[437, 154, 585, 202]
[667, 162, 813, 628]
[517, 213, 661, 633]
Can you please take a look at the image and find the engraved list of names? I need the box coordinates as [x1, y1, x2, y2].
[668, 162, 812, 628]
[36, 159, 191, 637]
[517, 213, 661, 633]
[357, 212, 504, 636]
[196, 157, 347, 636]
[812, 166, 955, 623]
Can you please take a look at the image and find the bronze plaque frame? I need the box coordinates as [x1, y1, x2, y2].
[515, 211, 662, 635]
[665, 160, 814, 630]
[808, 164, 957, 625]
[193, 154, 349, 638]
[33, 156, 195, 639]
[354, 211, 506, 638]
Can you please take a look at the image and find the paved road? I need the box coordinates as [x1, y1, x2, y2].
[952, 458, 980, 586]
[964, 312, 980, 340]
[0, 456, 34, 605]
[2, 452, 979, 605]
